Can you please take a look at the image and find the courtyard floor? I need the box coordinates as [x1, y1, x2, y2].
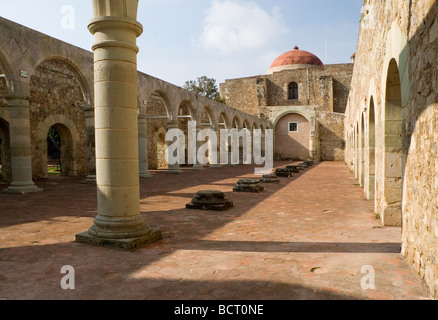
[0, 161, 431, 300]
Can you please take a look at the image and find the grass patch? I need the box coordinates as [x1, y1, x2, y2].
[47, 166, 60, 176]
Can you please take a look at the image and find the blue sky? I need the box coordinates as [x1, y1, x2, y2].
[0, 0, 363, 87]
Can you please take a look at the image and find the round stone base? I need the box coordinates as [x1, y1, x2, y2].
[75, 227, 161, 251]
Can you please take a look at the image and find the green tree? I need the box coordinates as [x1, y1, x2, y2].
[183, 76, 226, 103]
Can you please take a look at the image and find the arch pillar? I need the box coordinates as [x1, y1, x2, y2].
[210, 125, 222, 168]
[76, 0, 160, 250]
[2, 95, 42, 194]
[191, 125, 205, 171]
[166, 120, 183, 174]
[138, 114, 153, 178]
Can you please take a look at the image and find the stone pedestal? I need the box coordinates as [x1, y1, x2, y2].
[233, 179, 264, 193]
[76, 0, 160, 251]
[286, 165, 299, 173]
[260, 173, 280, 183]
[304, 160, 314, 167]
[275, 168, 292, 178]
[186, 190, 233, 211]
[2, 95, 43, 194]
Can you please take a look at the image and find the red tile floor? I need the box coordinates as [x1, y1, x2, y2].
[0, 162, 431, 300]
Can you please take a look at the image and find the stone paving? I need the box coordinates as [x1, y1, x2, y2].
[0, 162, 431, 300]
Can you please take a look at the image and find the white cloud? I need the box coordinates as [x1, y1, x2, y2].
[199, 1, 289, 54]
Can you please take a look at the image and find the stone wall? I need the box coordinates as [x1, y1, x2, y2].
[146, 92, 169, 169]
[345, 0, 438, 298]
[29, 60, 87, 179]
[317, 110, 345, 161]
[220, 64, 353, 117]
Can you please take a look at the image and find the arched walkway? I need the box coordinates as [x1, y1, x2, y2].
[36, 115, 81, 179]
[382, 58, 403, 226]
[367, 97, 376, 200]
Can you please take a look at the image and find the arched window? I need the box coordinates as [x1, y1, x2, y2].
[288, 82, 299, 100]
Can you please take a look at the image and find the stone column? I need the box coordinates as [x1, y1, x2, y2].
[82, 104, 96, 184]
[2, 95, 43, 194]
[210, 126, 222, 168]
[166, 120, 183, 174]
[192, 126, 204, 171]
[76, 0, 160, 251]
[138, 114, 153, 178]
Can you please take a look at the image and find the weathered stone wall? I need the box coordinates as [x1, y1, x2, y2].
[220, 64, 353, 117]
[220, 76, 260, 116]
[29, 60, 87, 179]
[317, 110, 345, 161]
[345, 0, 438, 298]
[146, 92, 169, 169]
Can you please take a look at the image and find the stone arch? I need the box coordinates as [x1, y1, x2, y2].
[218, 112, 230, 129]
[272, 109, 318, 161]
[23, 38, 93, 105]
[274, 112, 311, 160]
[199, 106, 216, 128]
[360, 111, 365, 187]
[145, 89, 171, 170]
[29, 59, 88, 179]
[36, 115, 82, 179]
[354, 122, 359, 180]
[243, 119, 251, 130]
[232, 116, 242, 130]
[178, 99, 196, 167]
[154, 127, 168, 169]
[375, 21, 409, 228]
[147, 89, 172, 119]
[0, 46, 18, 95]
[367, 96, 376, 200]
[178, 99, 197, 122]
[381, 58, 403, 227]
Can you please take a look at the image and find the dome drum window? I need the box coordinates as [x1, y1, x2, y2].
[288, 82, 299, 100]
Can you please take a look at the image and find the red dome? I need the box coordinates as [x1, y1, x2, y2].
[270, 46, 323, 69]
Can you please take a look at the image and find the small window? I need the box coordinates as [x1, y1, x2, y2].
[289, 122, 298, 132]
[288, 82, 299, 100]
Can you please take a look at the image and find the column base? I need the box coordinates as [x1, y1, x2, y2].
[82, 175, 96, 184]
[75, 227, 161, 251]
[381, 206, 402, 227]
[2, 184, 43, 195]
[210, 164, 222, 169]
[191, 165, 205, 171]
[166, 169, 183, 174]
[140, 172, 154, 178]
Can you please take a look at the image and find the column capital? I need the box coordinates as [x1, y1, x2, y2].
[167, 120, 179, 128]
[5, 95, 30, 108]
